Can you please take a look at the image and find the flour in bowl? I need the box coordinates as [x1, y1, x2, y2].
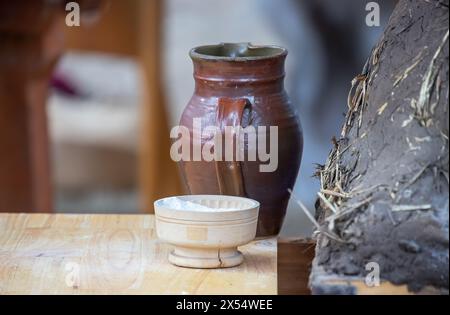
[161, 197, 234, 211]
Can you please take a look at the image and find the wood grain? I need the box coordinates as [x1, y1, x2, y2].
[277, 238, 315, 295]
[0, 213, 276, 294]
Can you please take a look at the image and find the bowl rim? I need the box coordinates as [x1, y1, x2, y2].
[154, 195, 260, 222]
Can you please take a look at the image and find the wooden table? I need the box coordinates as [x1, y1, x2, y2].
[0, 213, 276, 294]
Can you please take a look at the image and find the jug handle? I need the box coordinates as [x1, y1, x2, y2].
[215, 97, 251, 196]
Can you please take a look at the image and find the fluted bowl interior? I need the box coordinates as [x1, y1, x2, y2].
[154, 195, 259, 221]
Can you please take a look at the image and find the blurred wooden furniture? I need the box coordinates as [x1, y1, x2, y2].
[0, 0, 181, 213]
[0, 213, 276, 294]
[0, 1, 65, 212]
[63, 0, 182, 212]
[277, 238, 315, 295]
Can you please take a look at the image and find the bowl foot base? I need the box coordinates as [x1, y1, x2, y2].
[169, 246, 243, 268]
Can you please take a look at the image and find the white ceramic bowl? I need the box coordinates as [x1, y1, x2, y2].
[154, 195, 260, 268]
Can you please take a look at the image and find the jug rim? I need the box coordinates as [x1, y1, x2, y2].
[190, 43, 287, 61]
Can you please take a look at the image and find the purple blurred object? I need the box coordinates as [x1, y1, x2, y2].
[50, 73, 81, 97]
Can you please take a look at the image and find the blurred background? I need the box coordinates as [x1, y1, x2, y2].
[1, 0, 395, 236]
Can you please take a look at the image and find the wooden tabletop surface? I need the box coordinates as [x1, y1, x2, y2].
[0, 213, 276, 295]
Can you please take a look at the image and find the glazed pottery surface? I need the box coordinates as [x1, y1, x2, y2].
[154, 195, 259, 268]
[179, 43, 303, 237]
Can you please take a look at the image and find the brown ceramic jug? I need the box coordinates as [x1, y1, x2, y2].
[179, 43, 303, 237]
